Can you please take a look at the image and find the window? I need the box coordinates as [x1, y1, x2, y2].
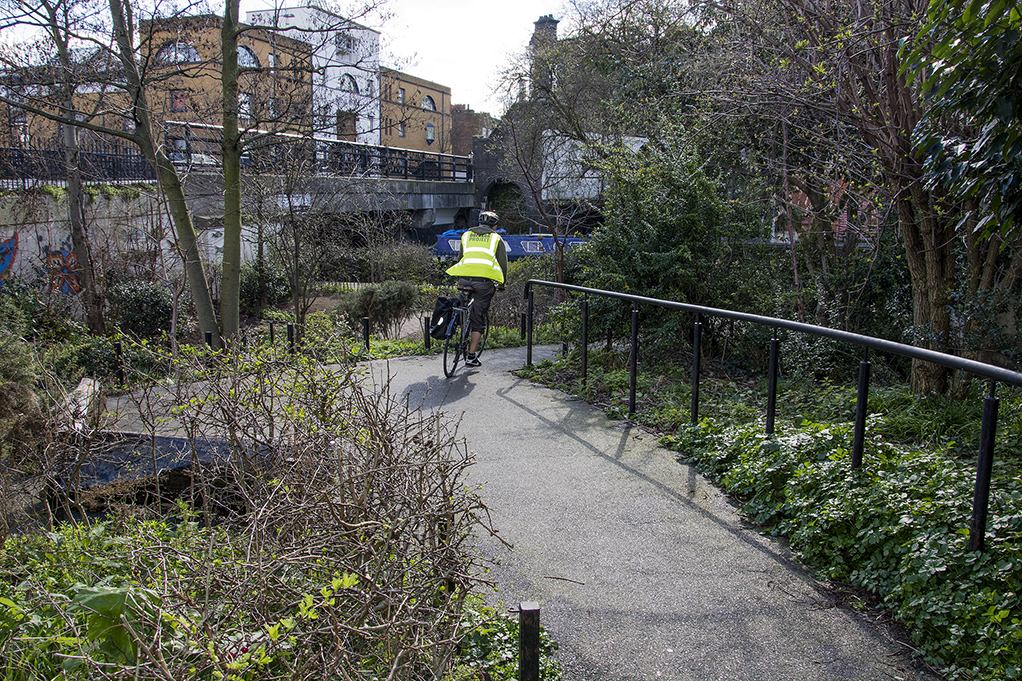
[398, 88, 404, 104]
[426, 123, 435, 144]
[238, 46, 260, 68]
[421, 95, 436, 111]
[339, 74, 359, 94]
[336, 110, 356, 141]
[9, 104, 26, 126]
[334, 32, 357, 54]
[170, 89, 188, 113]
[155, 41, 200, 65]
[268, 52, 277, 68]
[398, 121, 405, 137]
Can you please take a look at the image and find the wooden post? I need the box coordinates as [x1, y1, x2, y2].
[518, 602, 540, 681]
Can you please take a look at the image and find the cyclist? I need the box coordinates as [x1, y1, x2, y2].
[444, 211, 508, 367]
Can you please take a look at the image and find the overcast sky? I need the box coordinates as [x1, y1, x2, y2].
[244, 0, 569, 115]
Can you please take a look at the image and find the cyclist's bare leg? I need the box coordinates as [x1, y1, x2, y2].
[468, 331, 482, 354]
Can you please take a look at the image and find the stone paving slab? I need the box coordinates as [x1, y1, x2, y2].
[366, 345, 938, 681]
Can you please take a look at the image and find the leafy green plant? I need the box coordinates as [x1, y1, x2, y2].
[48, 335, 119, 383]
[3, 343, 503, 680]
[107, 279, 173, 338]
[238, 261, 290, 317]
[448, 598, 562, 681]
[334, 280, 419, 338]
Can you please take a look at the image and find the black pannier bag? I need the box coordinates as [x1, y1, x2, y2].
[429, 297, 457, 339]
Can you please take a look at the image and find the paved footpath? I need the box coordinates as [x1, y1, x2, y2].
[366, 345, 939, 681]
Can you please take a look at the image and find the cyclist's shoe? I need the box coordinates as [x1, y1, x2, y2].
[464, 353, 481, 367]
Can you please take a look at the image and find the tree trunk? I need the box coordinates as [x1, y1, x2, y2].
[220, 0, 242, 342]
[898, 184, 954, 394]
[62, 131, 106, 334]
[108, 0, 221, 346]
[45, 4, 105, 334]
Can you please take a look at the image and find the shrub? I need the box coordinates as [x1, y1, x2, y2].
[48, 335, 119, 383]
[1, 349, 497, 679]
[107, 279, 173, 338]
[334, 280, 419, 338]
[0, 276, 84, 342]
[238, 261, 290, 317]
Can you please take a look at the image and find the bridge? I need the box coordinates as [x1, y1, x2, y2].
[0, 135, 477, 233]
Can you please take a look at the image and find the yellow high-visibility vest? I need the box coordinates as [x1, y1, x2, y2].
[446, 231, 505, 283]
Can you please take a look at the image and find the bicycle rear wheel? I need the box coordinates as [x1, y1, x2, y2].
[443, 313, 466, 377]
[475, 316, 490, 359]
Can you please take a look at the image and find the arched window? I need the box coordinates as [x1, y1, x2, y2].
[238, 46, 260, 68]
[339, 74, 359, 94]
[155, 41, 201, 64]
[421, 95, 437, 111]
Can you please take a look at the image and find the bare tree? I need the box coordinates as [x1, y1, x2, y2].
[0, 0, 385, 347]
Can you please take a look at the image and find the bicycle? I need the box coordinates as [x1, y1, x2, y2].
[443, 285, 489, 378]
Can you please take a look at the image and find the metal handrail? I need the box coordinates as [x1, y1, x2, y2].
[523, 280, 1022, 388]
[522, 279, 1022, 553]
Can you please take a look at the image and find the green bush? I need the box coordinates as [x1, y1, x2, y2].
[48, 336, 119, 383]
[238, 261, 290, 317]
[107, 279, 173, 338]
[334, 280, 419, 338]
[0, 276, 84, 342]
[488, 254, 562, 330]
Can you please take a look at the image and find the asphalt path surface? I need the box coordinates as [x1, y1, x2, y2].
[364, 345, 938, 681]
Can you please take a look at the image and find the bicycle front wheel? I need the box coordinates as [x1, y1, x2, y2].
[443, 315, 465, 377]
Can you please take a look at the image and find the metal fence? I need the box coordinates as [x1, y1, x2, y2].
[165, 124, 473, 182]
[0, 132, 472, 187]
[522, 279, 1022, 554]
[0, 143, 156, 188]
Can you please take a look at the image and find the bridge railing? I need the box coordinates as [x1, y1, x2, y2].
[0, 129, 472, 185]
[165, 123, 474, 182]
[522, 279, 1022, 553]
[0, 142, 156, 188]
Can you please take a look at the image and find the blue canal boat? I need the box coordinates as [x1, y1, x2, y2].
[432, 229, 586, 261]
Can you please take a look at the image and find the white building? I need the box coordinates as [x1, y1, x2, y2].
[246, 4, 381, 145]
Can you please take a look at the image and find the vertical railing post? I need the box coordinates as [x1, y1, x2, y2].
[629, 308, 639, 415]
[765, 332, 779, 435]
[520, 312, 527, 340]
[526, 288, 534, 367]
[852, 347, 872, 471]
[691, 313, 702, 424]
[287, 323, 295, 356]
[969, 381, 1000, 553]
[423, 315, 431, 350]
[362, 316, 371, 353]
[581, 296, 589, 389]
[269, 321, 275, 345]
[518, 602, 540, 681]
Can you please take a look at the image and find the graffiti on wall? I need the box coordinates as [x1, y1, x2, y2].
[0, 233, 17, 280]
[45, 248, 81, 295]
